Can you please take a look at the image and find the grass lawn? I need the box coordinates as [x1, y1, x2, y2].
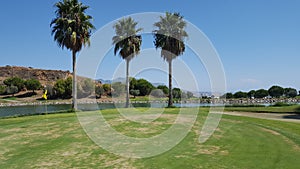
[1, 108, 300, 168]
[0, 97, 17, 103]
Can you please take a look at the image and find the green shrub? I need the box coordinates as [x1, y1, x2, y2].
[102, 84, 111, 96]
[130, 89, 140, 98]
[25, 79, 41, 93]
[95, 85, 104, 98]
[6, 85, 18, 96]
[157, 85, 169, 95]
[4, 77, 25, 91]
[111, 82, 125, 97]
[226, 104, 266, 107]
[172, 88, 182, 99]
[81, 79, 94, 94]
[135, 79, 154, 96]
[53, 77, 72, 99]
[272, 102, 291, 107]
[0, 85, 6, 95]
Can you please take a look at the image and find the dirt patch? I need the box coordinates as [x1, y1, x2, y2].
[221, 118, 243, 124]
[0, 147, 10, 161]
[259, 126, 300, 151]
[104, 158, 136, 169]
[174, 154, 189, 158]
[197, 145, 220, 155]
[219, 150, 229, 155]
[61, 150, 77, 157]
[2, 128, 23, 133]
[260, 127, 280, 136]
[35, 161, 58, 168]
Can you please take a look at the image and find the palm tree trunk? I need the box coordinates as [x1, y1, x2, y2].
[168, 60, 173, 107]
[72, 50, 77, 111]
[125, 59, 130, 108]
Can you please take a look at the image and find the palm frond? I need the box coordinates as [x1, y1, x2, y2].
[50, 0, 95, 53]
[153, 12, 188, 62]
[112, 17, 142, 61]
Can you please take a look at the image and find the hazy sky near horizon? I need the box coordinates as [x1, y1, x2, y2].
[0, 0, 299, 92]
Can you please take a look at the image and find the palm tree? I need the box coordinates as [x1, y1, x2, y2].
[153, 12, 188, 107]
[112, 17, 142, 108]
[50, 0, 95, 110]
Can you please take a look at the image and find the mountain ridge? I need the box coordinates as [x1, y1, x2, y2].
[0, 66, 71, 85]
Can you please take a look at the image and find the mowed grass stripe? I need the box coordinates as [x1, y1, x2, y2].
[0, 108, 300, 168]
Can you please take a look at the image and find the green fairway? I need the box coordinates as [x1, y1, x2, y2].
[1, 108, 300, 168]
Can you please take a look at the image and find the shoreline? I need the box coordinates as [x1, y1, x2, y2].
[1, 98, 300, 107]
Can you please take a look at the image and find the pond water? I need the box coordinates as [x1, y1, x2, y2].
[0, 102, 224, 118]
[0, 102, 278, 118]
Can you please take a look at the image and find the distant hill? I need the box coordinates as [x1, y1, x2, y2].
[0, 66, 213, 96]
[0, 66, 71, 85]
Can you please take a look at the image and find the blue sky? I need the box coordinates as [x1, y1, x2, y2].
[0, 0, 299, 92]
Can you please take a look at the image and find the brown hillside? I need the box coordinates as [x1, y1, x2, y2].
[0, 66, 71, 85]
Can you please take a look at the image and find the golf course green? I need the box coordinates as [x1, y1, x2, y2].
[1, 107, 300, 168]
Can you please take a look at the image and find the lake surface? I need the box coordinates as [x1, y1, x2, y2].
[0, 102, 224, 118]
[0, 102, 279, 118]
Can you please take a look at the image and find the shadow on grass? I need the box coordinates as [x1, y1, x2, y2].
[294, 106, 300, 114]
[283, 114, 300, 120]
[0, 109, 75, 119]
[2, 96, 17, 99]
[16, 92, 37, 98]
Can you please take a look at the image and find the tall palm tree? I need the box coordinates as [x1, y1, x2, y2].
[50, 0, 95, 110]
[112, 17, 142, 108]
[153, 12, 188, 107]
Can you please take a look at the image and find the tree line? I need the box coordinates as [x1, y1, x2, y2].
[95, 77, 194, 100]
[51, 77, 195, 100]
[0, 77, 42, 96]
[0, 75, 194, 100]
[0, 76, 92, 100]
[221, 85, 298, 99]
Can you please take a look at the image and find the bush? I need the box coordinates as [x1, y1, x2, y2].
[130, 89, 140, 98]
[272, 102, 291, 107]
[135, 79, 154, 96]
[111, 82, 125, 97]
[4, 77, 25, 91]
[6, 85, 18, 96]
[77, 79, 95, 98]
[220, 93, 233, 99]
[157, 85, 169, 95]
[53, 77, 72, 99]
[233, 91, 248, 98]
[268, 86, 284, 98]
[226, 104, 266, 107]
[0, 85, 6, 95]
[254, 89, 269, 98]
[25, 79, 41, 93]
[53, 79, 65, 97]
[95, 85, 104, 98]
[102, 84, 112, 96]
[81, 79, 94, 95]
[64, 77, 72, 97]
[129, 77, 137, 90]
[172, 88, 182, 99]
[284, 88, 297, 98]
[150, 89, 164, 98]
